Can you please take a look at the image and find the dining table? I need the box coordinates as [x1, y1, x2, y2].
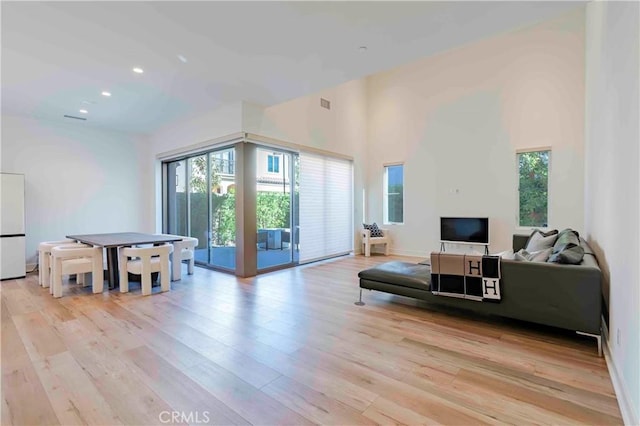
[66, 232, 183, 289]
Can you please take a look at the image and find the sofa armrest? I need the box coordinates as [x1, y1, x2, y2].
[501, 260, 602, 334]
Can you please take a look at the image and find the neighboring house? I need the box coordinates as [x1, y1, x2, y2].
[210, 149, 292, 195]
[256, 150, 291, 193]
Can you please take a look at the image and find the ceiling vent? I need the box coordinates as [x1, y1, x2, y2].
[320, 98, 331, 110]
[63, 115, 87, 121]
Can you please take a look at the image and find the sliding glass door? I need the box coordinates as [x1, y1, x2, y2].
[210, 149, 236, 270]
[188, 155, 209, 264]
[164, 137, 352, 276]
[256, 147, 299, 270]
[165, 147, 236, 272]
[166, 160, 187, 237]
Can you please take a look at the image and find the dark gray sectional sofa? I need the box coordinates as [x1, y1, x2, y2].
[357, 234, 603, 355]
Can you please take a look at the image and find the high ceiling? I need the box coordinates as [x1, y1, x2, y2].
[1, 1, 583, 135]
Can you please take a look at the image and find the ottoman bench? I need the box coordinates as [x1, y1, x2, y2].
[356, 261, 431, 305]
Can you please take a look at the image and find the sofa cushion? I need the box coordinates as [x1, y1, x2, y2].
[548, 228, 584, 264]
[363, 222, 384, 237]
[525, 229, 558, 252]
[358, 261, 430, 290]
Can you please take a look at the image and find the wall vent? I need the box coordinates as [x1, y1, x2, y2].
[63, 115, 87, 121]
[320, 98, 331, 110]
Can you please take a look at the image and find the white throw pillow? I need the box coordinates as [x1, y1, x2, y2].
[492, 249, 515, 260]
[514, 247, 553, 262]
[525, 230, 558, 252]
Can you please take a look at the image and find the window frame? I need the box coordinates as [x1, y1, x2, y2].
[516, 148, 551, 231]
[383, 162, 405, 225]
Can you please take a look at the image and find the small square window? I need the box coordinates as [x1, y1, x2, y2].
[268, 155, 280, 173]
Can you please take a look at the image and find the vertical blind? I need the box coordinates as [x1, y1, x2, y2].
[299, 153, 353, 263]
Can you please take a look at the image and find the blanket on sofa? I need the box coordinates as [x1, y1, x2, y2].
[430, 252, 501, 302]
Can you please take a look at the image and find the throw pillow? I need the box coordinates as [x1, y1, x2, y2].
[514, 249, 529, 261]
[552, 228, 581, 253]
[363, 223, 384, 237]
[525, 229, 559, 252]
[492, 249, 515, 260]
[514, 247, 553, 262]
[548, 228, 584, 264]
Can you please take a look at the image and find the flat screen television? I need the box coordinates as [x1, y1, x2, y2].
[440, 217, 489, 245]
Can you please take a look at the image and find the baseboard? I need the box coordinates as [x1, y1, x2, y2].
[26, 263, 37, 273]
[604, 336, 639, 425]
[356, 247, 427, 258]
[389, 248, 428, 258]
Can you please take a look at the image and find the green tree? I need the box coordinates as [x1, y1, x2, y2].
[213, 193, 235, 245]
[187, 155, 292, 247]
[519, 151, 549, 227]
[256, 192, 290, 229]
[189, 156, 220, 193]
[387, 184, 403, 223]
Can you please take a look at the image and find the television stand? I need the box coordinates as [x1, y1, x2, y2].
[440, 242, 489, 255]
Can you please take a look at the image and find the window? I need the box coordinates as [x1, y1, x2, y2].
[384, 164, 404, 224]
[267, 154, 280, 173]
[517, 150, 550, 227]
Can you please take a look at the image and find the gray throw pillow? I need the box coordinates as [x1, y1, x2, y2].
[548, 228, 584, 264]
[552, 228, 581, 253]
[525, 229, 559, 252]
[548, 245, 585, 264]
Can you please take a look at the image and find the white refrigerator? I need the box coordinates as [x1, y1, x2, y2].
[1, 173, 26, 280]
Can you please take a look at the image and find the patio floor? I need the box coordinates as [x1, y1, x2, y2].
[195, 246, 299, 270]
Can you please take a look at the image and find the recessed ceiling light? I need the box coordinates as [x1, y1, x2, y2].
[132, 67, 144, 74]
[177, 54, 188, 63]
[358, 46, 368, 53]
[101, 91, 111, 97]
[79, 109, 88, 114]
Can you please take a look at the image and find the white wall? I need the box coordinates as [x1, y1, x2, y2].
[243, 79, 369, 252]
[366, 9, 586, 256]
[145, 102, 244, 231]
[585, 2, 640, 424]
[0, 115, 149, 265]
[149, 102, 243, 157]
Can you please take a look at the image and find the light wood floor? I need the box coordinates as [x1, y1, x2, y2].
[1, 254, 622, 425]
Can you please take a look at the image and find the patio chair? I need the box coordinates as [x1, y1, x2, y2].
[257, 230, 268, 251]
